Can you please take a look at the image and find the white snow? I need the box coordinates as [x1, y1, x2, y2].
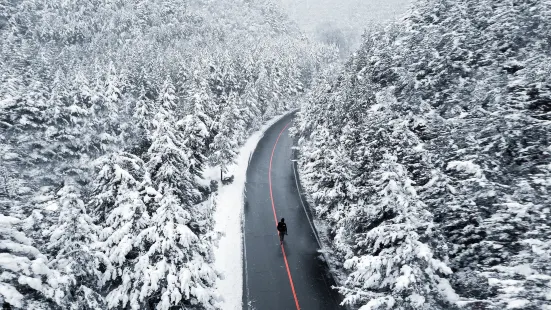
[446, 160, 484, 178]
[145, 186, 161, 198]
[493, 264, 534, 277]
[0, 214, 20, 226]
[408, 293, 425, 307]
[359, 296, 396, 310]
[395, 265, 413, 290]
[0, 282, 24, 308]
[506, 299, 529, 309]
[211, 111, 295, 309]
[0, 97, 16, 109]
[2, 152, 18, 160]
[437, 278, 460, 303]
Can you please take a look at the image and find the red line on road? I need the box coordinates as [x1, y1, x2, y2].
[269, 121, 300, 310]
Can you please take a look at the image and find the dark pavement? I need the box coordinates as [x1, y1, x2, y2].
[243, 113, 344, 310]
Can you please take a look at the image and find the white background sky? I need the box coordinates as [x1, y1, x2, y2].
[279, 0, 412, 35]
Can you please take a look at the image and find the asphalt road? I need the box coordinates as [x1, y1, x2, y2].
[243, 113, 344, 310]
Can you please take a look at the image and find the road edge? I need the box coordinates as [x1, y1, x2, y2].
[290, 120, 352, 310]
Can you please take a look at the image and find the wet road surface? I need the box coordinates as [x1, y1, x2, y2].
[243, 113, 344, 310]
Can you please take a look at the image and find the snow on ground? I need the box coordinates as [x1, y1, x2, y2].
[209, 111, 295, 309]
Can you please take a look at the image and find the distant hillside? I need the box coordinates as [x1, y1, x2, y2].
[297, 0, 551, 309]
[280, 0, 411, 57]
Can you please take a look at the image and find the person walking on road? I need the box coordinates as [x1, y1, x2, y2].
[277, 218, 287, 244]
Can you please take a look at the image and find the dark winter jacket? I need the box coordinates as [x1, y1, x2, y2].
[277, 221, 287, 234]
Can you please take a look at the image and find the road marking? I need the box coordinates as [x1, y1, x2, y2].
[269, 121, 301, 310]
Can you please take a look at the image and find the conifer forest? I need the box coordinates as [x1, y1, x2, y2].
[1, 0, 550, 309]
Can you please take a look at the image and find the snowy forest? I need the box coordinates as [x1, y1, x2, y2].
[2, 0, 551, 309]
[0, 0, 337, 308]
[297, 0, 551, 309]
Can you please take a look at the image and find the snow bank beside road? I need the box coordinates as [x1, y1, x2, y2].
[211, 111, 295, 309]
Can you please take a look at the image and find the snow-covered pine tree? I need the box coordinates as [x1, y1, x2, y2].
[226, 91, 247, 146]
[240, 83, 262, 133]
[178, 114, 208, 178]
[90, 153, 150, 223]
[47, 183, 104, 309]
[186, 72, 216, 156]
[89, 152, 162, 309]
[157, 78, 178, 121]
[138, 116, 218, 309]
[254, 64, 272, 117]
[210, 92, 240, 173]
[336, 154, 457, 310]
[134, 86, 155, 134]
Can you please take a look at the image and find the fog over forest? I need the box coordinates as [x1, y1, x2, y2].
[279, 0, 411, 56]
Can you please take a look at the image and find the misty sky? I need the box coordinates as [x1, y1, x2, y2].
[279, 0, 412, 34]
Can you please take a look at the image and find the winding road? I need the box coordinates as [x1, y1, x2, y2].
[243, 113, 344, 310]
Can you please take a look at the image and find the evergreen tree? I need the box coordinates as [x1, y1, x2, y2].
[90, 152, 160, 309]
[47, 183, 103, 309]
[139, 120, 218, 309]
[209, 92, 240, 172]
[337, 155, 456, 310]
